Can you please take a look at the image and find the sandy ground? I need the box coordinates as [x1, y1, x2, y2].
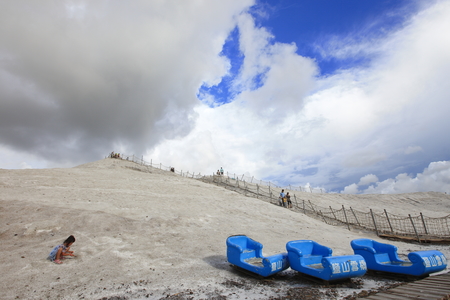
[0, 158, 448, 300]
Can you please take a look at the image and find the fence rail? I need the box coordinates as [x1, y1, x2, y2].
[108, 153, 450, 243]
[111, 153, 205, 179]
[110, 153, 324, 193]
[199, 173, 450, 243]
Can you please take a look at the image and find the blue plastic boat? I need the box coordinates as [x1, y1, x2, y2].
[286, 240, 367, 281]
[351, 238, 447, 277]
[226, 235, 289, 277]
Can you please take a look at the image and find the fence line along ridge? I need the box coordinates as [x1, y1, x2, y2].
[108, 153, 450, 243]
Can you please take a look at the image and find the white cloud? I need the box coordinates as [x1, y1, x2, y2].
[0, 1, 253, 166]
[20, 162, 32, 169]
[0, 146, 49, 169]
[358, 174, 379, 186]
[343, 161, 450, 194]
[148, 1, 450, 193]
[341, 183, 359, 194]
[234, 13, 317, 119]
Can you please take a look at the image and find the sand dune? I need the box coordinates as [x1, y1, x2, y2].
[0, 158, 448, 299]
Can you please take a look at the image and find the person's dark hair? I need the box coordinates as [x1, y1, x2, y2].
[64, 235, 75, 245]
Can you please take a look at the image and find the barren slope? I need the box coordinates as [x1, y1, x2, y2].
[0, 158, 448, 299]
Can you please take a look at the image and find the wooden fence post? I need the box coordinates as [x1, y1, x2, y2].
[329, 206, 337, 220]
[409, 214, 421, 243]
[319, 210, 327, 224]
[384, 209, 394, 233]
[350, 207, 360, 227]
[370, 209, 379, 236]
[308, 200, 316, 213]
[420, 212, 428, 235]
[342, 205, 350, 231]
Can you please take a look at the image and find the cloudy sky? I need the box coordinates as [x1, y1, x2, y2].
[1, 0, 450, 194]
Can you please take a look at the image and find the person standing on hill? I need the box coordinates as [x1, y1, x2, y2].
[286, 192, 292, 208]
[220, 167, 224, 175]
[279, 189, 286, 207]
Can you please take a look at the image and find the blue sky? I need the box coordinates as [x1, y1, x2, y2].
[1, 0, 450, 194]
[200, 0, 422, 106]
[251, 0, 417, 75]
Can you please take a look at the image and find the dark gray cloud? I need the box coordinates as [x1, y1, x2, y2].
[0, 1, 251, 164]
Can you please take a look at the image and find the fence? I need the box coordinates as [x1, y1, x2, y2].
[314, 205, 450, 242]
[112, 153, 204, 179]
[200, 173, 450, 243]
[111, 152, 324, 193]
[108, 153, 450, 243]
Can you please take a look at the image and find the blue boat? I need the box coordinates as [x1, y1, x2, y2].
[286, 240, 367, 281]
[351, 238, 447, 277]
[226, 235, 289, 277]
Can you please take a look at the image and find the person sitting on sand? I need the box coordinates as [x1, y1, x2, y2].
[48, 235, 76, 264]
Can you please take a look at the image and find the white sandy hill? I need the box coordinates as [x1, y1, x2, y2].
[0, 158, 448, 300]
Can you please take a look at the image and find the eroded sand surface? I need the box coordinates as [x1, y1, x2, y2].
[1, 158, 448, 299]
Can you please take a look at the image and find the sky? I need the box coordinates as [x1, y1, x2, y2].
[1, 0, 450, 194]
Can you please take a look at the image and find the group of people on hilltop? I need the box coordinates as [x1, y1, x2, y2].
[279, 189, 293, 208]
[216, 167, 224, 176]
[110, 152, 121, 159]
